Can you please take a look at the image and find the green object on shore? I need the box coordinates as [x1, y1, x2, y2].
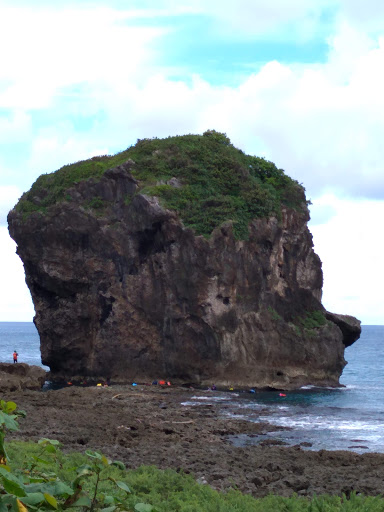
[14, 130, 307, 240]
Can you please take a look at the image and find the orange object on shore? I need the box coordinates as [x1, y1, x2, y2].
[159, 380, 166, 385]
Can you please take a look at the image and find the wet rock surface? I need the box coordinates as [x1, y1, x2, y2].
[8, 386, 384, 498]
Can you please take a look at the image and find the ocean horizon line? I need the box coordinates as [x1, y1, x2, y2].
[0, 321, 382, 327]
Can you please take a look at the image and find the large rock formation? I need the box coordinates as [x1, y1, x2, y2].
[8, 134, 361, 388]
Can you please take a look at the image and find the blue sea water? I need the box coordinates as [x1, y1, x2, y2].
[183, 325, 384, 454]
[0, 322, 48, 369]
[1, 322, 383, 453]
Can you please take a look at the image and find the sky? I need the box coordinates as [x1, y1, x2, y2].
[1, 0, 384, 323]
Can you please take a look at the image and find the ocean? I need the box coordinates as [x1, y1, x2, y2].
[0, 322, 48, 368]
[0, 322, 383, 453]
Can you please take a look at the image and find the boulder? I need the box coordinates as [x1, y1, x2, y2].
[0, 363, 46, 392]
[325, 312, 362, 347]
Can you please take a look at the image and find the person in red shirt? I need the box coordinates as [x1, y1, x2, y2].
[13, 351, 18, 363]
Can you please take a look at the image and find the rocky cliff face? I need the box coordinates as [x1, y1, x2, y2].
[8, 146, 361, 389]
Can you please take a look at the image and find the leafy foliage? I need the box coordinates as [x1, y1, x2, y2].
[14, 131, 307, 240]
[296, 310, 327, 330]
[0, 400, 142, 511]
[5, 450, 384, 511]
[0, 400, 25, 465]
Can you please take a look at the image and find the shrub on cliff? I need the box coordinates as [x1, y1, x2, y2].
[297, 310, 327, 330]
[14, 131, 307, 239]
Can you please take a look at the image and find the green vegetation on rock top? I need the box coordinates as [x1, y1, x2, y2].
[14, 130, 307, 239]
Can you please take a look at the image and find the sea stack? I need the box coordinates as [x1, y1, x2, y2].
[8, 131, 361, 388]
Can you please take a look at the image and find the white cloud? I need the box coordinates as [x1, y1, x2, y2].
[222, 27, 384, 200]
[178, 0, 384, 39]
[338, 0, 384, 32]
[0, 6, 166, 109]
[69, 19, 384, 202]
[27, 128, 109, 178]
[309, 195, 384, 324]
[309, 194, 338, 225]
[0, 227, 34, 321]
[0, 186, 22, 226]
[0, 110, 31, 144]
[2, 4, 384, 201]
[174, 0, 334, 40]
[9, 23, 384, 203]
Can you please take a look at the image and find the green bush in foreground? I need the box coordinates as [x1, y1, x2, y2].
[14, 131, 307, 240]
[2, 400, 384, 511]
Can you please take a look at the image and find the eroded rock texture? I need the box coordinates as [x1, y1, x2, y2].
[0, 363, 46, 391]
[8, 164, 361, 388]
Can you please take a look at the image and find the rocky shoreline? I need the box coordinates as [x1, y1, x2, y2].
[6, 384, 384, 498]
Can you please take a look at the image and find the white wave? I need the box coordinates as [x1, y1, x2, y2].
[226, 402, 265, 410]
[342, 383, 384, 391]
[328, 422, 379, 431]
[190, 395, 227, 401]
[222, 412, 248, 421]
[260, 413, 383, 433]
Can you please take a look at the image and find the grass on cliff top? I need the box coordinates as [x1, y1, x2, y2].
[7, 441, 384, 512]
[15, 130, 306, 239]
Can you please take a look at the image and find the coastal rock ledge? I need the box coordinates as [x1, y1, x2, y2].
[0, 363, 46, 392]
[8, 134, 361, 389]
